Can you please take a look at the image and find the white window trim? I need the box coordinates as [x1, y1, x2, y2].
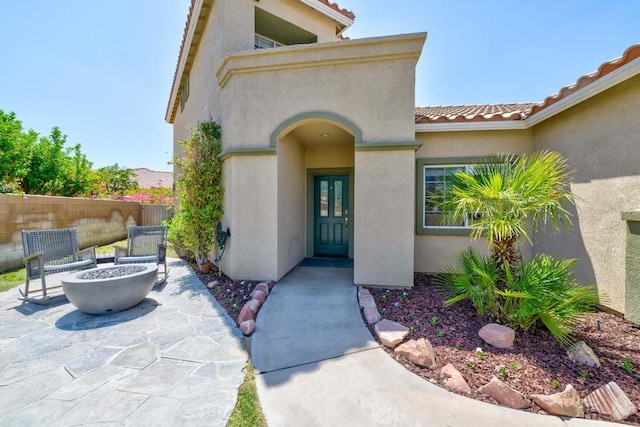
[254, 34, 283, 49]
[423, 164, 473, 230]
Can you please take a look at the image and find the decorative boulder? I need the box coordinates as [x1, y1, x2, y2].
[251, 289, 267, 304]
[246, 299, 261, 314]
[394, 338, 436, 368]
[238, 304, 254, 324]
[266, 280, 276, 290]
[363, 307, 382, 325]
[584, 382, 637, 421]
[531, 384, 584, 418]
[478, 323, 515, 349]
[478, 376, 530, 409]
[254, 283, 269, 296]
[567, 341, 601, 368]
[440, 363, 471, 394]
[240, 320, 255, 336]
[374, 319, 409, 348]
[206, 280, 219, 289]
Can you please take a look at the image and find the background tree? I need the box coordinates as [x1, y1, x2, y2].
[95, 164, 139, 197]
[0, 110, 37, 192]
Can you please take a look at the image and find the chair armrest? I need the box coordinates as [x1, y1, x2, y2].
[114, 245, 127, 262]
[157, 244, 167, 262]
[78, 246, 97, 261]
[23, 252, 45, 279]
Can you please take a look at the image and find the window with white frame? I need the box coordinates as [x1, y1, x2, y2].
[179, 73, 189, 112]
[417, 159, 481, 235]
[254, 34, 283, 49]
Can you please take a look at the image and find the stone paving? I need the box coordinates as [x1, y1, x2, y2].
[0, 259, 248, 426]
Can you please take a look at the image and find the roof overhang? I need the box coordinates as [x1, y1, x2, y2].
[416, 50, 640, 133]
[298, 0, 354, 34]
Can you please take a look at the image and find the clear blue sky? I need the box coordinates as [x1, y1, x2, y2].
[1, 1, 638, 171]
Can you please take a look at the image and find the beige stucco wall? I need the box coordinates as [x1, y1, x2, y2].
[414, 129, 534, 272]
[221, 156, 278, 280]
[218, 34, 425, 149]
[277, 134, 306, 278]
[305, 145, 354, 169]
[354, 150, 415, 287]
[532, 74, 640, 314]
[256, 0, 341, 43]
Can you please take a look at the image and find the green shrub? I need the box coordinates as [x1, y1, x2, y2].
[164, 212, 192, 259]
[435, 248, 598, 346]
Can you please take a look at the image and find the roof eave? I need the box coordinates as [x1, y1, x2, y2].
[165, 0, 208, 124]
[298, 0, 354, 30]
[416, 55, 640, 133]
[525, 55, 640, 127]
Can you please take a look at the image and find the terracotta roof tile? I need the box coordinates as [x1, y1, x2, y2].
[529, 43, 640, 117]
[415, 103, 537, 124]
[416, 43, 640, 124]
[132, 168, 174, 189]
[316, 0, 355, 20]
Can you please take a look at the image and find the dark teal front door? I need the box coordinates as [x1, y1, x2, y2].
[314, 175, 349, 257]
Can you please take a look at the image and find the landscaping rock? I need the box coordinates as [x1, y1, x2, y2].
[206, 280, 219, 289]
[240, 320, 255, 336]
[478, 323, 515, 349]
[251, 290, 267, 304]
[254, 283, 269, 296]
[238, 304, 254, 324]
[358, 287, 372, 301]
[567, 341, 601, 368]
[440, 363, 471, 394]
[478, 376, 530, 409]
[358, 294, 376, 310]
[531, 384, 584, 418]
[363, 306, 382, 325]
[394, 338, 436, 368]
[266, 280, 276, 290]
[246, 299, 261, 314]
[374, 319, 409, 348]
[583, 382, 637, 421]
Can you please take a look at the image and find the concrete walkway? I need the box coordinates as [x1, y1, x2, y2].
[252, 266, 621, 427]
[0, 259, 247, 426]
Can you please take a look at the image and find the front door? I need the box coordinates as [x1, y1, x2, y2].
[314, 175, 349, 257]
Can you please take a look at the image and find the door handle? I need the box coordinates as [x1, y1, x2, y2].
[344, 210, 349, 230]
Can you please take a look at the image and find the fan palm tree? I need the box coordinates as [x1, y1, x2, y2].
[435, 150, 576, 280]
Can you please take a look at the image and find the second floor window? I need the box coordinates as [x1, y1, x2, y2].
[255, 34, 283, 49]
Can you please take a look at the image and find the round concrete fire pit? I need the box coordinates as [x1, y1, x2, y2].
[62, 264, 158, 314]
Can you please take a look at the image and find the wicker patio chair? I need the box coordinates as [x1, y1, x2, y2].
[21, 227, 97, 304]
[114, 225, 168, 282]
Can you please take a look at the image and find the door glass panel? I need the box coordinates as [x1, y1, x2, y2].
[320, 180, 329, 217]
[334, 180, 343, 217]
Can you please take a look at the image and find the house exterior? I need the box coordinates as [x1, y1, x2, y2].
[132, 168, 173, 189]
[166, 0, 640, 318]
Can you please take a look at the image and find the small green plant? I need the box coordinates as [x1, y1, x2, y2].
[475, 348, 484, 360]
[381, 295, 387, 304]
[437, 328, 446, 338]
[510, 362, 520, 372]
[430, 316, 439, 327]
[579, 370, 589, 378]
[400, 292, 409, 302]
[498, 367, 508, 379]
[621, 357, 634, 374]
[454, 340, 462, 350]
[467, 362, 476, 370]
[408, 327, 414, 334]
[551, 378, 559, 389]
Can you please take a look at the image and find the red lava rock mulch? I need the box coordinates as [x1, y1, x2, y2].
[364, 273, 640, 425]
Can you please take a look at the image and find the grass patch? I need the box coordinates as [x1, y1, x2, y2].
[227, 363, 267, 427]
[0, 269, 26, 293]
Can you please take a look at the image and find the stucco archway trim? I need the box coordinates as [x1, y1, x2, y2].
[270, 111, 363, 147]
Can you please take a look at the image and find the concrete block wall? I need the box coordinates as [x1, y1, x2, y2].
[0, 194, 143, 272]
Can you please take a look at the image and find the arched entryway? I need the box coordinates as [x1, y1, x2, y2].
[272, 112, 359, 278]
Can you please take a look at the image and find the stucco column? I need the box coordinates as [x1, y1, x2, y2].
[621, 211, 640, 325]
[353, 149, 415, 287]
